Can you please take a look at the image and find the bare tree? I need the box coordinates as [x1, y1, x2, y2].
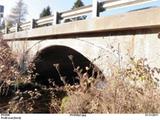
[7, 0, 27, 26]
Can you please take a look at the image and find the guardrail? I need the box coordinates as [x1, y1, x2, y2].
[2, 0, 155, 34]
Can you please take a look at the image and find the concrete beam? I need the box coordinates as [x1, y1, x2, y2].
[3, 8, 160, 40]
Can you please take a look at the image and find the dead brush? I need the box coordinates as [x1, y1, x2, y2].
[0, 39, 31, 95]
[0, 39, 18, 96]
[61, 63, 106, 113]
[0, 39, 35, 112]
[61, 58, 160, 113]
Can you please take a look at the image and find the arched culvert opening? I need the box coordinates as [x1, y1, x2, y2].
[32, 46, 104, 87]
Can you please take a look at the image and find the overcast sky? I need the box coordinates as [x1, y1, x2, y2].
[0, 0, 160, 21]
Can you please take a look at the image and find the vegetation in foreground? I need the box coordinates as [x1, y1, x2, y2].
[0, 39, 160, 113]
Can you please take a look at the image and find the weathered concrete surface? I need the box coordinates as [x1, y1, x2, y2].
[3, 7, 160, 40]
[7, 30, 160, 77]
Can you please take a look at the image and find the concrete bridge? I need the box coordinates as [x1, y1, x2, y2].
[2, 0, 160, 85]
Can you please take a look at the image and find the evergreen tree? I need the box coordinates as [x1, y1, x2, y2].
[40, 6, 52, 18]
[64, 0, 86, 23]
[72, 0, 84, 9]
[98, 2, 105, 13]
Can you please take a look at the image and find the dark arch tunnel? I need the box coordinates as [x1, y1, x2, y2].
[32, 46, 104, 87]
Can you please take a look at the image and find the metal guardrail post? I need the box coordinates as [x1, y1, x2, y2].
[53, 11, 59, 25]
[30, 19, 35, 29]
[92, 0, 99, 17]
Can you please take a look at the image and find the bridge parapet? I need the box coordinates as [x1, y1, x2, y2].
[1, 0, 155, 36]
[3, 7, 160, 40]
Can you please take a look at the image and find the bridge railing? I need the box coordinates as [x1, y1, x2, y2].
[2, 0, 155, 34]
[20, 21, 31, 30]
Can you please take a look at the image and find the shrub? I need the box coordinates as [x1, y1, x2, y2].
[61, 58, 160, 113]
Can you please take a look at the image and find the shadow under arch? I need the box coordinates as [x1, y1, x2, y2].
[32, 45, 104, 86]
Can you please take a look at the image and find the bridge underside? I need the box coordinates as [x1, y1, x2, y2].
[32, 46, 102, 86]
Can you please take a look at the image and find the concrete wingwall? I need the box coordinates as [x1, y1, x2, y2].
[7, 29, 160, 77]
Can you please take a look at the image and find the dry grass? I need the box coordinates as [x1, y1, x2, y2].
[0, 39, 34, 112]
[61, 58, 160, 113]
[0, 40, 18, 96]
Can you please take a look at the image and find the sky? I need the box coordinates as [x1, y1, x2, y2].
[0, 0, 92, 20]
[0, 0, 160, 21]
